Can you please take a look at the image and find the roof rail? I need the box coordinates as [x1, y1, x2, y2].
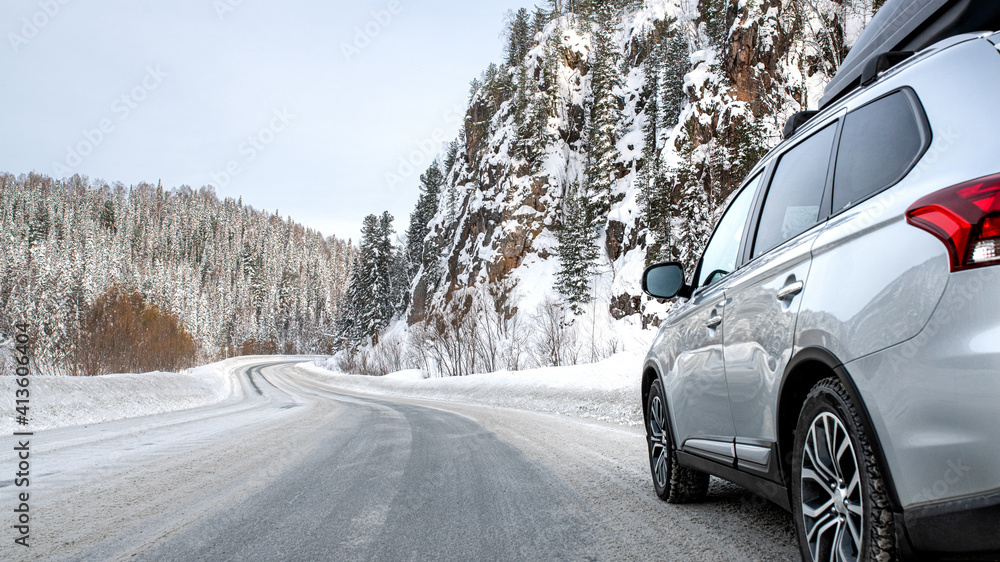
[860, 51, 914, 86]
[782, 111, 818, 140]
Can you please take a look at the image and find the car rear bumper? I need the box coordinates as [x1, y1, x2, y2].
[900, 488, 1000, 555]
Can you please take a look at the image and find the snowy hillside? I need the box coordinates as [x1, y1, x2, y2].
[403, 0, 874, 332]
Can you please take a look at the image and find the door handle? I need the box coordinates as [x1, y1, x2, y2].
[777, 281, 804, 301]
[706, 315, 722, 329]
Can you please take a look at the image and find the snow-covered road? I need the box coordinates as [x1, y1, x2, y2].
[0, 359, 797, 560]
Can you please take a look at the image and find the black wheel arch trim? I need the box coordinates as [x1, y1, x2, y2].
[641, 359, 663, 414]
[641, 358, 674, 446]
[776, 346, 903, 513]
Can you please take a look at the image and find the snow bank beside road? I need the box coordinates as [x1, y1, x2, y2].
[0, 358, 247, 434]
[299, 350, 648, 426]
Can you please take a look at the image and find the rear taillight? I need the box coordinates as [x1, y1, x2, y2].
[906, 174, 1000, 271]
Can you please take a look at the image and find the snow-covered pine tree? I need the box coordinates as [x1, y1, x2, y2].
[371, 211, 396, 338]
[334, 253, 364, 349]
[640, 31, 690, 265]
[405, 162, 443, 278]
[674, 174, 711, 273]
[555, 183, 598, 314]
[505, 8, 532, 69]
[531, 6, 551, 37]
[442, 139, 462, 179]
[661, 33, 688, 130]
[390, 242, 410, 317]
[583, 3, 622, 234]
[639, 36, 668, 264]
[701, 0, 731, 54]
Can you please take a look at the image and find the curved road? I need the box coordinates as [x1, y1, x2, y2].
[2, 360, 797, 561]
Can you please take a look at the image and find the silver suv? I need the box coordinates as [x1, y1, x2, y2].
[640, 11, 1000, 562]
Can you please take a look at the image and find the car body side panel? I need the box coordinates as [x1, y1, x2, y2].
[797, 213, 950, 363]
[724, 224, 823, 441]
[651, 282, 736, 448]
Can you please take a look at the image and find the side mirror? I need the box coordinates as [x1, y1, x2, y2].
[642, 262, 690, 300]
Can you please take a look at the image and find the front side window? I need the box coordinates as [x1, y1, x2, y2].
[753, 123, 837, 259]
[698, 173, 761, 288]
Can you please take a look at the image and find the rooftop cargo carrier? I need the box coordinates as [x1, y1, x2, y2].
[819, 0, 1000, 109]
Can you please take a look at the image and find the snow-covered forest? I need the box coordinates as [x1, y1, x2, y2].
[0, 173, 354, 374]
[330, 0, 878, 376]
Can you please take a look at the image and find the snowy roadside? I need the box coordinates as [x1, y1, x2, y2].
[297, 349, 648, 427]
[0, 357, 261, 434]
[0, 346, 652, 433]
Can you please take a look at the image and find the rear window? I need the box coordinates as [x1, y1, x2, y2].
[753, 123, 837, 259]
[832, 89, 928, 212]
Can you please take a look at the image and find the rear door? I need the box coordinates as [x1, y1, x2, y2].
[722, 120, 840, 477]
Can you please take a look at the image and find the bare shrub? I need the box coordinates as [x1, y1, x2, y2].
[469, 280, 529, 373]
[240, 338, 279, 355]
[370, 331, 413, 375]
[408, 291, 477, 377]
[333, 345, 373, 375]
[531, 297, 578, 367]
[79, 285, 197, 375]
[332, 331, 415, 376]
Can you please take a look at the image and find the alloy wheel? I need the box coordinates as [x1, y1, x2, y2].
[648, 394, 669, 489]
[800, 412, 864, 562]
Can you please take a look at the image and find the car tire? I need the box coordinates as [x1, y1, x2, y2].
[646, 378, 709, 503]
[791, 377, 896, 562]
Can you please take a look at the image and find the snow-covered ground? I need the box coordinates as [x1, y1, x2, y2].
[299, 347, 647, 426]
[0, 342, 655, 433]
[0, 356, 265, 434]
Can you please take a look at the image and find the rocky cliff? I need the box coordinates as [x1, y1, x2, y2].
[409, 0, 873, 326]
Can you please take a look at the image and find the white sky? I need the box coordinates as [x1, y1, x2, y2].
[0, 0, 538, 242]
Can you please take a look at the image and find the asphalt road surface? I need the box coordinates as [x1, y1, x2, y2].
[0, 360, 798, 561]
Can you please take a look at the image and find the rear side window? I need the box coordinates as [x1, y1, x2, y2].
[753, 123, 837, 259]
[832, 90, 928, 212]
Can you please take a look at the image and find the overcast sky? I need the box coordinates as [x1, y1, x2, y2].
[0, 0, 537, 241]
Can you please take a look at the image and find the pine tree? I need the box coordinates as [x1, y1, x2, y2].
[661, 33, 688, 130]
[504, 8, 532, 69]
[556, 183, 599, 314]
[583, 5, 623, 231]
[640, 32, 688, 264]
[675, 177, 711, 273]
[405, 162, 443, 278]
[334, 253, 364, 349]
[443, 138, 462, 176]
[531, 6, 551, 38]
[371, 211, 396, 335]
[389, 243, 410, 316]
[701, 0, 731, 54]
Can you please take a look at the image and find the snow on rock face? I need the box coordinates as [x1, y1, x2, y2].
[413, 1, 874, 325]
